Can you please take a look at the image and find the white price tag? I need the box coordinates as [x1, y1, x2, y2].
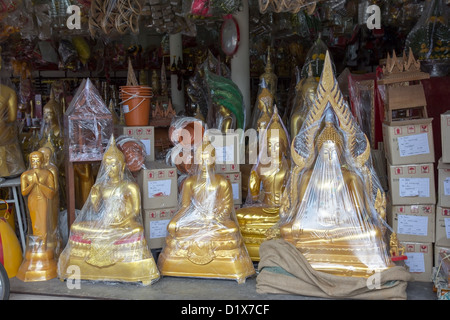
[397, 133, 430, 157]
[444, 177, 450, 196]
[397, 215, 428, 236]
[148, 179, 172, 198]
[445, 218, 450, 239]
[399, 178, 430, 197]
[123, 105, 129, 113]
[141, 139, 151, 156]
[149, 220, 170, 239]
[232, 183, 239, 200]
[404, 252, 425, 273]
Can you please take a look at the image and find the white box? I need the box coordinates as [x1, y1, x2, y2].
[438, 158, 450, 207]
[402, 242, 433, 282]
[387, 162, 436, 205]
[382, 119, 435, 165]
[436, 205, 450, 247]
[387, 204, 435, 243]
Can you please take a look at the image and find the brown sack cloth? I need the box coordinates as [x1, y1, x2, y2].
[256, 239, 413, 300]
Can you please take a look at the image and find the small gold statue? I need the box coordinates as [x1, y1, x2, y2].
[17, 151, 58, 281]
[0, 79, 26, 177]
[389, 232, 406, 261]
[290, 64, 318, 138]
[278, 52, 394, 277]
[236, 107, 290, 261]
[58, 136, 160, 285]
[38, 146, 62, 256]
[157, 139, 255, 283]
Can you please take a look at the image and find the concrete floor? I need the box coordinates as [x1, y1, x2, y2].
[8, 273, 437, 301]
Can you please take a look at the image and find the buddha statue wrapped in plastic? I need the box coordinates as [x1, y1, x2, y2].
[58, 136, 160, 285]
[236, 107, 290, 261]
[157, 139, 255, 283]
[276, 51, 396, 277]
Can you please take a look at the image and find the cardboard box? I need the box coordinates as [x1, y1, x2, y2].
[402, 242, 433, 282]
[137, 161, 178, 210]
[387, 162, 436, 205]
[208, 131, 243, 167]
[441, 111, 450, 163]
[220, 172, 242, 205]
[438, 159, 450, 207]
[215, 163, 240, 173]
[382, 119, 435, 165]
[143, 207, 177, 249]
[387, 204, 435, 243]
[435, 206, 450, 247]
[114, 125, 155, 160]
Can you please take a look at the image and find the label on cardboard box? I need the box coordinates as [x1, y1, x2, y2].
[148, 179, 172, 198]
[397, 133, 430, 157]
[399, 178, 430, 197]
[404, 252, 425, 273]
[398, 215, 428, 236]
[149, 219, 170, 239]
[446, 218, 450, 239]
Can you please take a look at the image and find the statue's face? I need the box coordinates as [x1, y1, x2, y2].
[320, 140, 340, 162]
[43, 109, 55, 125]
[267, 130, 286, 160]
[30, 154, 42, 169]
[104, 156, 122, 180]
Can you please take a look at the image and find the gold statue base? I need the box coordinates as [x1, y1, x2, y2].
[58, 235, 160, 286]
[285, 238, 393, 277]
[16, 248, 58, 282]
[158, 237, 255, 284]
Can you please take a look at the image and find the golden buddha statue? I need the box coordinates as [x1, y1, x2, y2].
[0, 78, 26, 177]
[157, 139, 255, 283]
[260, 47, 277, 96]
[74, 163, 94, 210]
[290, 64, 318, 138]
[17, 151, 58, 281]
[38, 146, 62, 256]
[40, 91, 62, 140]
[58, 136, 159, 285]
[277, 51, 394, 277]
[236, 107, 290, 261]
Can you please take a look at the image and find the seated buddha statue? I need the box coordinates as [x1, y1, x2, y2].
[58, 136, 160, 285]
[157, 139, 255, 283]
[278, 52, 394, 277]
[236, 107, 290, 261]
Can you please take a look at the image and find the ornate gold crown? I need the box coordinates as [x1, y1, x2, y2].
[103, 135, 125, 164]
[267, 107, 289, 149]
[315, 122, 344, 153]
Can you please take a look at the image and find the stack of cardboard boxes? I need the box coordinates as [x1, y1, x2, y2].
[115, 125, 178, 250]
[379, 51, 436, 282]
[436, 111, 450, 269]
[209, 131, 243, 210]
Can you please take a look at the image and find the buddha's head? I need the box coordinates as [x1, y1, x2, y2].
[266, 108, 288, 162]
[38, 147, 53, 165]
[43, 102, 58, 127]
[196, 138, 216, 172]
[301, 64, 318, 103]
[316, 122, 344, 163]
[29, 151, 44, 169]
[102, 137, 126, 181]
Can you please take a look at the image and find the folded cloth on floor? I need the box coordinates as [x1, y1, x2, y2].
[256, 239, 413, 300]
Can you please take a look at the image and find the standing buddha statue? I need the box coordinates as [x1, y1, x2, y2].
[17, 151, 57, 281]
[277, 51, 395, 277]
[236, 107, 290, 261]
[157, 139, 255, 283]
[58, 136, 160, 285]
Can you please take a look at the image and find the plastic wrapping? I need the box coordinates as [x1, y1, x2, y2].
[116, 135, 147, 173]
[64, 78, 113, 162]
[16, 150, 59, 282]
[405, 0, 450, 76]
[58, 135, 160, 285]
[235, 107, 290, 261]
[301, 34, 334, 81]
[157, 138, 255, 283]
[275, 52, 396, 277]
[0, 75, 26, 178]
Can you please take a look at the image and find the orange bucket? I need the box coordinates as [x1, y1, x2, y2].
[120, 87, 153, 126]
